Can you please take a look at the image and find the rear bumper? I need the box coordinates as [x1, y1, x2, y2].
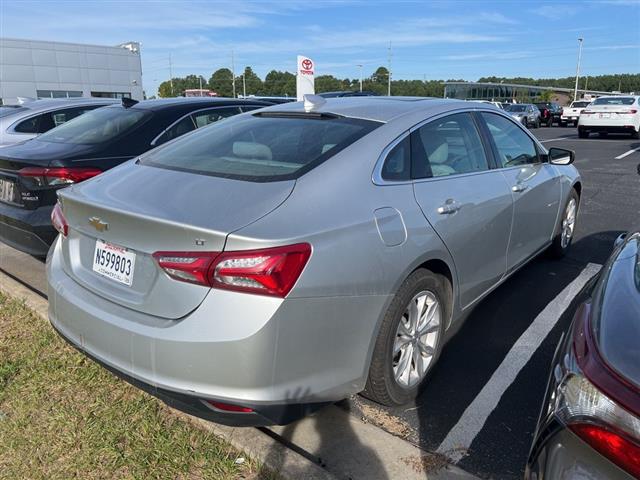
[47, 237, 390, 424]
[578, 124, 639, 133]
[0, 202, 56, 256]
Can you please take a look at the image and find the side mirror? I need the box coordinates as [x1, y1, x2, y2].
[548, 147, 574, 165]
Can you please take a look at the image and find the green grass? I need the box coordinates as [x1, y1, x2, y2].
[0, 292, 272, 480]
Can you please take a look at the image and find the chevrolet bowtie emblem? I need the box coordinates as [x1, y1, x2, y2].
[88, 216, 109, 232]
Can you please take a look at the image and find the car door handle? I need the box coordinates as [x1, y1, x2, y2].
[512, 184, 529, 193]
[437, 202, 461, 214]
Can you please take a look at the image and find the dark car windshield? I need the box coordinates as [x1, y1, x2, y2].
[141, 113, 380, 181]
[592, 233, 640, 388]
[0, 106, 27, 118]
[591, 97, 636, 106]
[506, 105, 527, 112]
[37, 106, 149, 144]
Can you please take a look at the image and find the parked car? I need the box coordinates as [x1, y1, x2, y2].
[534, 102, 563, 127]
[0, 97, 269, 256]
[560, 100, 591, 127]
[0, 98, 118, 146]
[505, 104, 542, 128]
[474, 100, 504, 109]
[47, 97, 581, 426]
[526, 230, 640, 480]
[578, 95, 640, 138]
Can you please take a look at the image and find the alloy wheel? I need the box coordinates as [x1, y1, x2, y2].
[393, 291, 441, 388]
[561, 198, 577, 248]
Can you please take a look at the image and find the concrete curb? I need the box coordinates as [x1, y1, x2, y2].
[0, 270, 335, 480]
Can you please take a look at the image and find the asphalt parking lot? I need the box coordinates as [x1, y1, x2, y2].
[1, 125, 639, 480]
[348, 126, 640, 479]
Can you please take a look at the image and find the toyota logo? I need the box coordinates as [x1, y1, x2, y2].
[301, 59, 313, 70]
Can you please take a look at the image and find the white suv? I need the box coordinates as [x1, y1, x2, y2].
[578, 96, 640, 139]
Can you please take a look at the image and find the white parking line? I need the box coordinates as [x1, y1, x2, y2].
[615, 147, 640, 160]
[436, 263, 602, 463]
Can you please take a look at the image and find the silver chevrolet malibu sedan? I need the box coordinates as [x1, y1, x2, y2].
[47, 97, 581, 426]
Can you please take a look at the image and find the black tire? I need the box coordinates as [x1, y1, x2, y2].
[548, 189, 579, 258]
[598, 131, 608, 138]
[535, 118, 541, 129]
[523, 118, 529, 128]
[631, 129, 640, 139]
[362, 269, 449, 406]
[560, 121, 567, 127]
[546, 117, 553, 127]
[578, 128, 589, 138]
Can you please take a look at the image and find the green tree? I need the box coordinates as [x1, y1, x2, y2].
[538, 90, 554, 102]
[208, 68, 234, 97]
[262, 70, 296, 96]
[315, 75, 343, 93]
[237, 67, 263, 96]
[372, 66, 389, 84]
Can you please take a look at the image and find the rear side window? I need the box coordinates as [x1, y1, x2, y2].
[481, 113, 538, 167]
[192, 107, 241, 127]
[142, 114, 380, 181]
[37, 106, 149, 144]
[411, 113, 489, 178]
[381, 136, 411, 181]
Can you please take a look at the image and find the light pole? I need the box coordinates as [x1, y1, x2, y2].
[242, 72, 246, 97]
[573, 38, 583, 101]
[356, 64, 363, 92]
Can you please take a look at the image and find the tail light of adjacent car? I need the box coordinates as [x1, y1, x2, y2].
[51, 202, 68, 237]
[19, 167, 102, 186]
[153, 243, 311, 298]
[546, 303, 640, 478]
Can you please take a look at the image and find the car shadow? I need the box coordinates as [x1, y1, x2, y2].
[258, 400, 389, 480]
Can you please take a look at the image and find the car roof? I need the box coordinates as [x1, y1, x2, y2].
[256, 96, 466, 122]
[128, 97, 271, 111]
[14, 98, 119, 113]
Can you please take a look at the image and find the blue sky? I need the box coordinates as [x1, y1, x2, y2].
[1, 0, 639, 96]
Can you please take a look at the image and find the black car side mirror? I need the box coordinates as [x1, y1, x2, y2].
[548, 147, 575, 165]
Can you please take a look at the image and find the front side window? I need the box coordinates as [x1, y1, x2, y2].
[142, 113, 380, 181]
[481, 113, 538, 168]
[37, 106, 149, 144]
[411, 113, 489, 178]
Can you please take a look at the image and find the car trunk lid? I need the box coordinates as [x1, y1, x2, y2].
[57, 162, 295, 319]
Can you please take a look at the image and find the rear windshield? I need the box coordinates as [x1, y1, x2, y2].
[591, 97, 636, 106]
[37, 106, 149, 144]
[593, 234, 640, 388]
[571, 101, 591, 108]
[0, 106, 26, 118]
[506, 105, 527, 112]
[141, 113, 380, 182]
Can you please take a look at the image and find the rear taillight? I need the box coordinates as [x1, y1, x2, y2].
[624, 109, 638, 114]
[153, 243, 311, 297]
[569, 423, 640, 478]
[152, 252, 220, 286]
[19, 167, 102, 186]
[51, 202, 68, 237]
[544, 303, 640, 478]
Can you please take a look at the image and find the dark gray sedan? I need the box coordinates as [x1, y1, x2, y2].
[526, 230, 640, 480]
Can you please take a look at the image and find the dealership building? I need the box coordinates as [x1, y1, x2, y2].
[0, 38, 143, 104]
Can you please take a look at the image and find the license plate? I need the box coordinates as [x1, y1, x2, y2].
[0, 178, 15, 203]
[600, 113, 610, 118]
[92, 239, 136, 286]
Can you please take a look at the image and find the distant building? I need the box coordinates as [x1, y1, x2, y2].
[0, 38, 143, 104]
[443, 81, 617, 105]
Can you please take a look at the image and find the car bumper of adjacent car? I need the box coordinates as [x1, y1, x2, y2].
[0, 201, 56, 256]
[578, 115, 639, 132]
[46, 238, 391, 425]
